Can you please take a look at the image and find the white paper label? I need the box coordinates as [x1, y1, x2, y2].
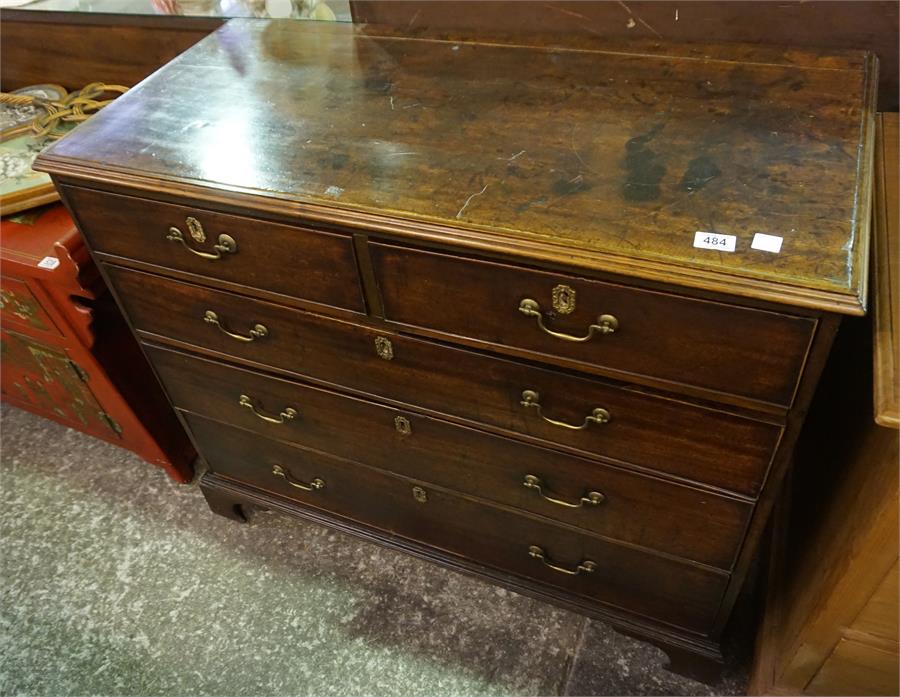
[693, 231, 736, 253]
[751, 233, 783, 253]
[37, 256, 60, 270]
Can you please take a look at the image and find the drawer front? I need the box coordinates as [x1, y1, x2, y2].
[188, 412, 728, 633]
[0, 276, 59, 335]
[62, 185, 365, 313]
[150, 345, 750, 569]
[112, 266, 780, 496]
[370, 243, 816, 407]
[0, 329, 116, 437]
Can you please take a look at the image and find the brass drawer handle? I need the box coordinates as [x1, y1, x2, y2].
[272, 464, 324, 492]
[239, 394, 298, 424]
[204, 310, 268, 342]
[518, 298, 617, 342]
[166, 216, 237, 260]
[520, 390, 610, 430]
[528, 545, 597, 576]
[523, 474, 605, 508]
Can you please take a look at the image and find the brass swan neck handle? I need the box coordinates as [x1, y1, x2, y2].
[239, 394, 298, 424]
[528, 545, 597, 576]
[518, 298, 617, 343]
[520, 390, 610, 430]
[523, 474, 605, 508]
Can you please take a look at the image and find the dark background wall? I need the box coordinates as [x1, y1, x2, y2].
[352, 1, 899, 110]
[0, 12, 223, 91]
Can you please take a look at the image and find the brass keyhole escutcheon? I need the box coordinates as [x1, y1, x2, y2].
[186, 216, 206, 242]
[375, 336, 394, 360]
[412, 486, 428, 503]
[394, 415, 412, 436]
[551, 284, 576, 315]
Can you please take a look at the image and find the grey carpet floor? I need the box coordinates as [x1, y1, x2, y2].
[0, 403, 748, 696]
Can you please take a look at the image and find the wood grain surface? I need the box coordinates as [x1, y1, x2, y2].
[371, 242, 815, 407]
[187, 412, 730, 633]
[62, 185, 366, 314]
[106, 265, 782, 497]
[0, 11, 220, 90]
[35, 17, 874, 676]
[873, 114, 899, 428]
[151, 343, 754, 570]
[185, 409, 751, 572]
[36, 19, 877, 314]
[351, 1, 899, 111]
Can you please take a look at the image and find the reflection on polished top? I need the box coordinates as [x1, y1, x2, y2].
[9, 0, 350, 21]
[36, 20, 877, 314]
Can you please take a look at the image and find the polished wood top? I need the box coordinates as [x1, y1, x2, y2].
[36, 20, 877, 313]
[873, 113, 898, 428]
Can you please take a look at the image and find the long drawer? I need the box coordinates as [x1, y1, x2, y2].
[370, 242, 817, 407]
[149, 344, 750, 569]
[112, 266, 780, 496]
[187, 411, 729, 633]
[62, 185, 365, 313]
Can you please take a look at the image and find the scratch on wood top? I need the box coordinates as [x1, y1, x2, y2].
[456, 184, 489, 220]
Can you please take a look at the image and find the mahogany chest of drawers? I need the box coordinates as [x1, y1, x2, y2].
[35, 20, 876, 675]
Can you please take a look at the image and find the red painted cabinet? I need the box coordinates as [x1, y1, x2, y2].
[0, 204, 194, 482]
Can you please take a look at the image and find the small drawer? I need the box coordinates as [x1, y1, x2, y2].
[112, 267, 780, 496]
[189, 413, 729, 633]
[0, 276, 59, 336]
[62, 185, 365, 313]
[150, 344, 751, 570]
[370, 243, 816, 407]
